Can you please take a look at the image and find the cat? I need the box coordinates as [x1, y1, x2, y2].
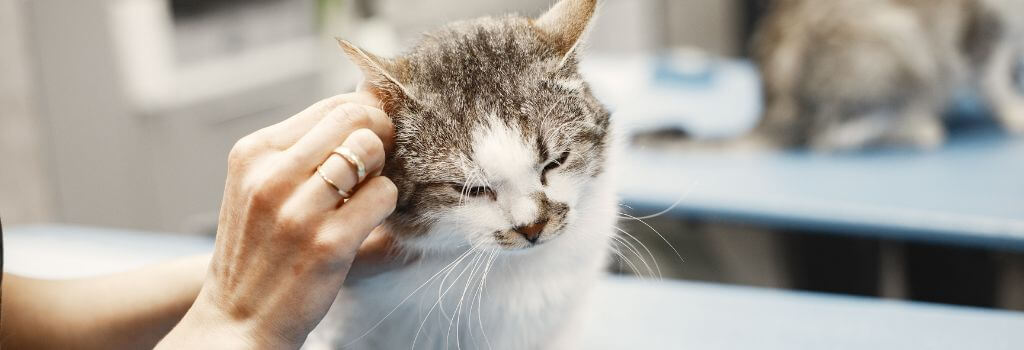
[681, 0, 1024, 152]
[304, 0, 616, 349]
[751, 0, 1024, 151]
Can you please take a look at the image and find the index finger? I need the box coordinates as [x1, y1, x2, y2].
[259, 91, 383, 149]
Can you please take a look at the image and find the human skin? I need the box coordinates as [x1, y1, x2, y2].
[0, 91, 402, 349]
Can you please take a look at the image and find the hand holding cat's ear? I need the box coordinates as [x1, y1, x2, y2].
[159, 92, 403, 349]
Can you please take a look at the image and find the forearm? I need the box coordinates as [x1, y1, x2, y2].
[1, 254, 210, 349]
[157, 296, 291, 350]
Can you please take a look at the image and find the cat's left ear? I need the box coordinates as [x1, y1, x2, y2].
[533, 0, 598, 65]
[336, 38, 414, 111]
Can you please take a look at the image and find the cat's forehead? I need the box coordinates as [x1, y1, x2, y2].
[403, 16, 560, 92]
[470, 117, 537, 184]
[394, 114, 538, 183]
[386, 15, 609, 184]
[393, 104, 605, 184]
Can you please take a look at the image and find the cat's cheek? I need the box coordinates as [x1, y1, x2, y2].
[544, 173, 582, 208]
[447, 202, 510, 244]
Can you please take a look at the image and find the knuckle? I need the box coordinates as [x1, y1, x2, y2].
[382, 178, 399, 198]
[276, 214, 302, 233]
[228, 135, 261, 165]
[308, 236, 343, 259]
[371, 111, 393, 139]
[274, 216, 310, 242]
[247, 175, 288, 210]
[364, 106, 390, 125]
[273, 154, 303, 174]
[333, 103, 372, 130]
[275, 207, 319, 239]
[314, 95, 351, 113]
[248, 184, 279, 211]
[363, 104, 386, 116]
[319, 95, 347, 107]
[365, 130, 386, 153]
[348, 129, 384, 160]
[378, 177, 399, 207]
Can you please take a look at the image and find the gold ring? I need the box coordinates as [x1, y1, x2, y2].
[332, 146, 367, 184]
[316, 165, 352, 198]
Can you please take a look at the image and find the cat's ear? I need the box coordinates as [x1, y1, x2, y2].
[533, 0, 597, 63]
[336, 38, 414, 109]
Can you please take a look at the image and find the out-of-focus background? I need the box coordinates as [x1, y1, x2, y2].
[5, 0, 744, 231]
[3, 0, 1024, 328]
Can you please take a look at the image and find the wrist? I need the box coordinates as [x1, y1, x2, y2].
[158, 293, 301, 350]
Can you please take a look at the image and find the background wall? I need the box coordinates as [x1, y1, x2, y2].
[664, 0, 743, 55]
[0, 0, 54, 226]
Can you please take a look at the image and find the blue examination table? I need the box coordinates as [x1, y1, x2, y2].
[6, 225, 1024, 349]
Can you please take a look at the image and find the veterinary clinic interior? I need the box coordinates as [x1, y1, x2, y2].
[2, 0, 1023, 348]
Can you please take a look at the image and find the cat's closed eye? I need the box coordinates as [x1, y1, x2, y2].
[451, 183, 496, 199]
[541, 151, 570, 184]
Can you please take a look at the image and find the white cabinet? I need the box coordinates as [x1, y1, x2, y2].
[24, 0, 337, 233]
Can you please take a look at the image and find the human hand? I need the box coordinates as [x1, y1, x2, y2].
[158, 92, 398, 349]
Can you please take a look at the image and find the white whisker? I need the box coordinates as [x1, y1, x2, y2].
[619, 212, 686, 264]
[414, 247, 484, 349]
[611, 235, 656, 279]
[464, 250, 492, 349]
[617, 180, 697, 220]
[476, 251, 498, 350]
[448, 251, 485, 349]
[614, 227, 662, 279]
[609, 246, 645, 278]
[342, 247, 477, 348]
[608, 239, 646, 278]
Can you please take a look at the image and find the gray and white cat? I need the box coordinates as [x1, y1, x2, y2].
[306, 0, 616, 349]
[754, 0, 1024, 151]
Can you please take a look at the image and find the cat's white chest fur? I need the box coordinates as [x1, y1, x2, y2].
[305, 176, 616, 350]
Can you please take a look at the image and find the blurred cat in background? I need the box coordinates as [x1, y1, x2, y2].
[305, 0, 616, 349]
[754, 0, 1024, 151]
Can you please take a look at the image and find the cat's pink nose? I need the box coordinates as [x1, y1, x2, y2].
[514, 219, 548, 244]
